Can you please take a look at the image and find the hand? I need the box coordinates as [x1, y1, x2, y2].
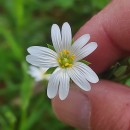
[52, 0, 130, 130]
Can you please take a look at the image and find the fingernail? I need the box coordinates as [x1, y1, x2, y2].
[52, 88, 91, 130]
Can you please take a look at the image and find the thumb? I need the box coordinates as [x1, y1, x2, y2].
[52, 81, 130, 130]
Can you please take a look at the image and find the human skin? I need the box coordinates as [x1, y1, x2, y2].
[52, 0, 130, 130]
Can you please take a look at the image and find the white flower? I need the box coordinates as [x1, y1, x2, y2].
[26, 22, 99, 100]
[28, 65, 50, 81]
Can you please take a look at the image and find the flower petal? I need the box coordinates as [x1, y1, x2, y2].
[59, 70, 70, 100]
[28, 66, 40, 76]
[40, 68, 49, 73]
[51, 24, 62, 52]
[67, 66, 91, 91]
[75, 42, 98, 61]
[26, 55, 58, 68]
[74, 62, 99, 83]
[72, 34, 90, 53]
[61, 22, 72, 50]
[47, 68, 61, 99]
[28, 66, 42, 81]
[26, 46, 58, 68]
[27, 46, 57, 58]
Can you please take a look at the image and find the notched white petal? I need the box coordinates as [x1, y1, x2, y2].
[51, 24, 61, 52]
[67, 67, 91, 91]
[72, 34, 90, 53]
[27, 46, 57, 58]
[47, 68, 70, 100]
[75, 62, 99, 83]
[59, 70, 70, 100]
[26, 55, 58, 68]
[26, 46, 59, 68]
[75, 42, 98, 61]
[61, 22, 72, 50]
[47, 68, 61, 99]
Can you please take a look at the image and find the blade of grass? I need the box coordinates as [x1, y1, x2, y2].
[13, 0, 25, 29]
[0, 27, 23, 60]
[19, 62, 33, 130]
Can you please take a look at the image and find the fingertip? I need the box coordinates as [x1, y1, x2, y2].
[52, 88, 91, 130]
[74, 0, 130, 73]
[52, 80, 130, 130]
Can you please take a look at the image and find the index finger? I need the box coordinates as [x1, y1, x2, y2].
[74, 0, 130, 73]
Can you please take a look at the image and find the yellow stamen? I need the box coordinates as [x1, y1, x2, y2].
[58, 58, 61, 63]
[59, 52, 63, 56]
[61, 65, 65, 68]
[68, 64, 72, 67]
[63, 50, 70, 55]
[71, 55, 75, 60]
[65, 63, 69, 67]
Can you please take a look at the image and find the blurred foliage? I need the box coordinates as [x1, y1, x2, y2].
[101, 57, 130, 85]
[3, 0, 130, 129]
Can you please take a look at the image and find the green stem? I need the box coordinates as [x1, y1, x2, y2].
[19, 108, 27, 130]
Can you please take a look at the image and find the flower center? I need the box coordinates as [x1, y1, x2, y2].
[57, 50, 75, 68]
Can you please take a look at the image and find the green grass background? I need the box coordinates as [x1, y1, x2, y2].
[1, 0, 130, 130]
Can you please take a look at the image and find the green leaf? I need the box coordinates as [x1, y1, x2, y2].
[114, 65, 127, 77]
[79, 60, 91, 65]
[128, 57, 130, 64]
[55, 0, 74, 9]
[45, 67, 57, 74]
[92, 0, 109, 9]
[47, 44, 55, 51]
[125, 78, 130, 86]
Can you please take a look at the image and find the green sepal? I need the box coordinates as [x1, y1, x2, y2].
[71, 39, 74, 45]
[45, 67, 57, 74]
[47, 44, 55, 51]
[79, 60, 91, 65]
